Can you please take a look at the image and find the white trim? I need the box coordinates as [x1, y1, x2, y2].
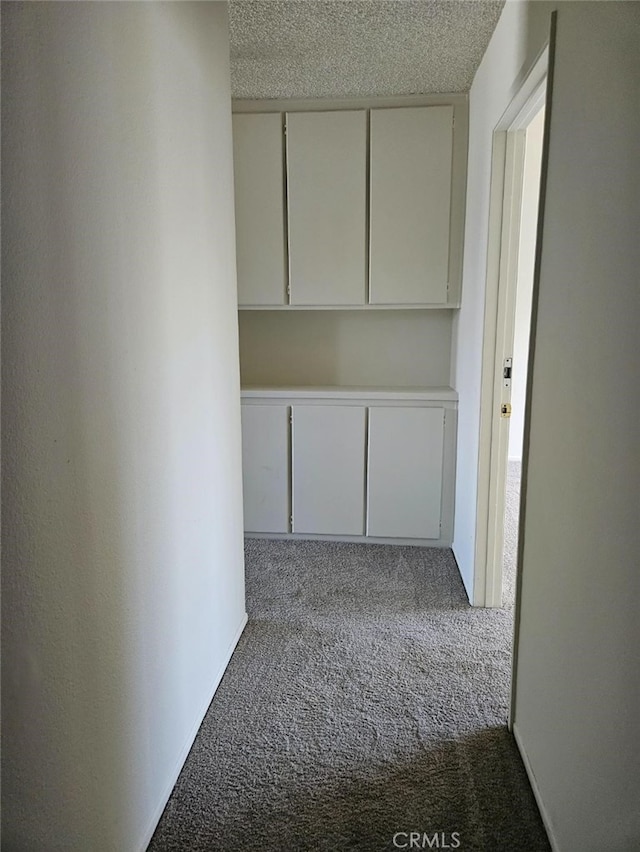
[508, 80, 546, 132]
[473, 47, 548, 608]
[496, 49, 548, 133]
[136, 613, 249, 852]
[241, 386, 458, 403]
[485, 129, 527, 607]
[473, 134, 508, 606]
[245, 532, 452, 548]
[238, 303, 460, 311]
[513, 724, 560, 852]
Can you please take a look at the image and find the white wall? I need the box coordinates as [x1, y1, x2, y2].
[1, 4, 247, 850]
[513, 4, 640, 850]
[239, 310, 452, 388]
[452, 0, 554, 598]
[508, 107, 544, 462]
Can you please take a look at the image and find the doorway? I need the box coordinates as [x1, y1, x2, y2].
[474, 48, 548, 609]
[500, 106, 545, 608]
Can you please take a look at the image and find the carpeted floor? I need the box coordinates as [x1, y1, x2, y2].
[148, 461, 550, 851]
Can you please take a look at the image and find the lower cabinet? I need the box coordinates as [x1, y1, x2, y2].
[366, 407, 444, 539]
[241, 392, 456, 543]
[240, 404, 289, 533]
[292, 405, 366, 535]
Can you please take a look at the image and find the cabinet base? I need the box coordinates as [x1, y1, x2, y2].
[244, 531, 452, 548]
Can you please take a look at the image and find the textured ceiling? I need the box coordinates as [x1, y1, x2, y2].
[229, 1, 505, 99]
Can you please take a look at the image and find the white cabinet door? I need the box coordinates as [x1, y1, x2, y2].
[286, 111, 367, 306]
[241, 404, 289, 533]
[369, 106, 453, 305]
[233, 113, 286, 306]
[367, 407, 444, 539]
[292, 406, 365, 534]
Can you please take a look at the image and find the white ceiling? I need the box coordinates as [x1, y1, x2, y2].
[229, 0, 505, 100]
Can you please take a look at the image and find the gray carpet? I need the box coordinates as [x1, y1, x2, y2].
[149, 461, 550, 852]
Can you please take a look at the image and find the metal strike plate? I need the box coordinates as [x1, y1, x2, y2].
[503, 357, 512, 388]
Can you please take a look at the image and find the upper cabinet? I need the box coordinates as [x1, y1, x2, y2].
[286, 111, 367, 306]
[232, 113, 286, 306]
[232, 99, 466, 309]
[369, 106, 453, 306]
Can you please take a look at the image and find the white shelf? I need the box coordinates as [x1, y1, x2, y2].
[240, 385, 458, 402]
[238, 303, 460, 310]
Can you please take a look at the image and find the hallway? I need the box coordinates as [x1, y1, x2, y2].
[149, 526, 547, 851]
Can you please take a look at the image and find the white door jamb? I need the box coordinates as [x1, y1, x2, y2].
[472, 49, 548, 608]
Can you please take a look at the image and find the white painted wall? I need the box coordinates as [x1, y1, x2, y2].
[452, 0, 554, 598]
[1, 4, 247, 850]
[239, 310, 452, 388]
[512, 4, 640, 850]
[508, 107, 544, 462]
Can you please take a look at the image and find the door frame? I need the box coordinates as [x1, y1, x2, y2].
[473, 48, 548, 608]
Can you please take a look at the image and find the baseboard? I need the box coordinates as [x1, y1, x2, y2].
[244, 532, 452, 548]
[136, 612, 249, 852]
[512, 723, 560, 852]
